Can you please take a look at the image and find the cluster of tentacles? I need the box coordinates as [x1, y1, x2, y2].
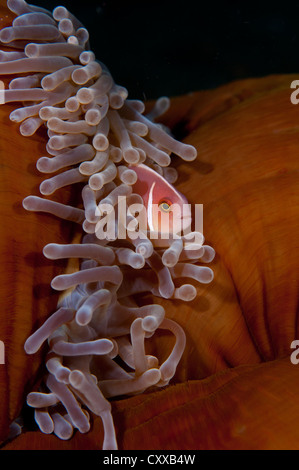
[1, 0, 215, 449]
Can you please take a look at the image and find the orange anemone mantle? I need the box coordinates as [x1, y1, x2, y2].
[0, 0, 299, 450]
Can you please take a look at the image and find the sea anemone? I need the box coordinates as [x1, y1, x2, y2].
[3, 0, 298, 452]
[0, 0, 215, 449]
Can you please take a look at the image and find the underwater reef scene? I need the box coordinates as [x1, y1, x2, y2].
[0, 0, 298, 451]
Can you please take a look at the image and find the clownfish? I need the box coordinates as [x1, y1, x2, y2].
[129, 164, 192, 244]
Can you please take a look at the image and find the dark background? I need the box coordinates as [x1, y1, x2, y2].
[31, 0, 299, 100]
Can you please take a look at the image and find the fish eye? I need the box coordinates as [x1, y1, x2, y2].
[159, 199, 172, 212]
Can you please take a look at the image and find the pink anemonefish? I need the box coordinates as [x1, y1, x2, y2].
[129, 164, 192, 243]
